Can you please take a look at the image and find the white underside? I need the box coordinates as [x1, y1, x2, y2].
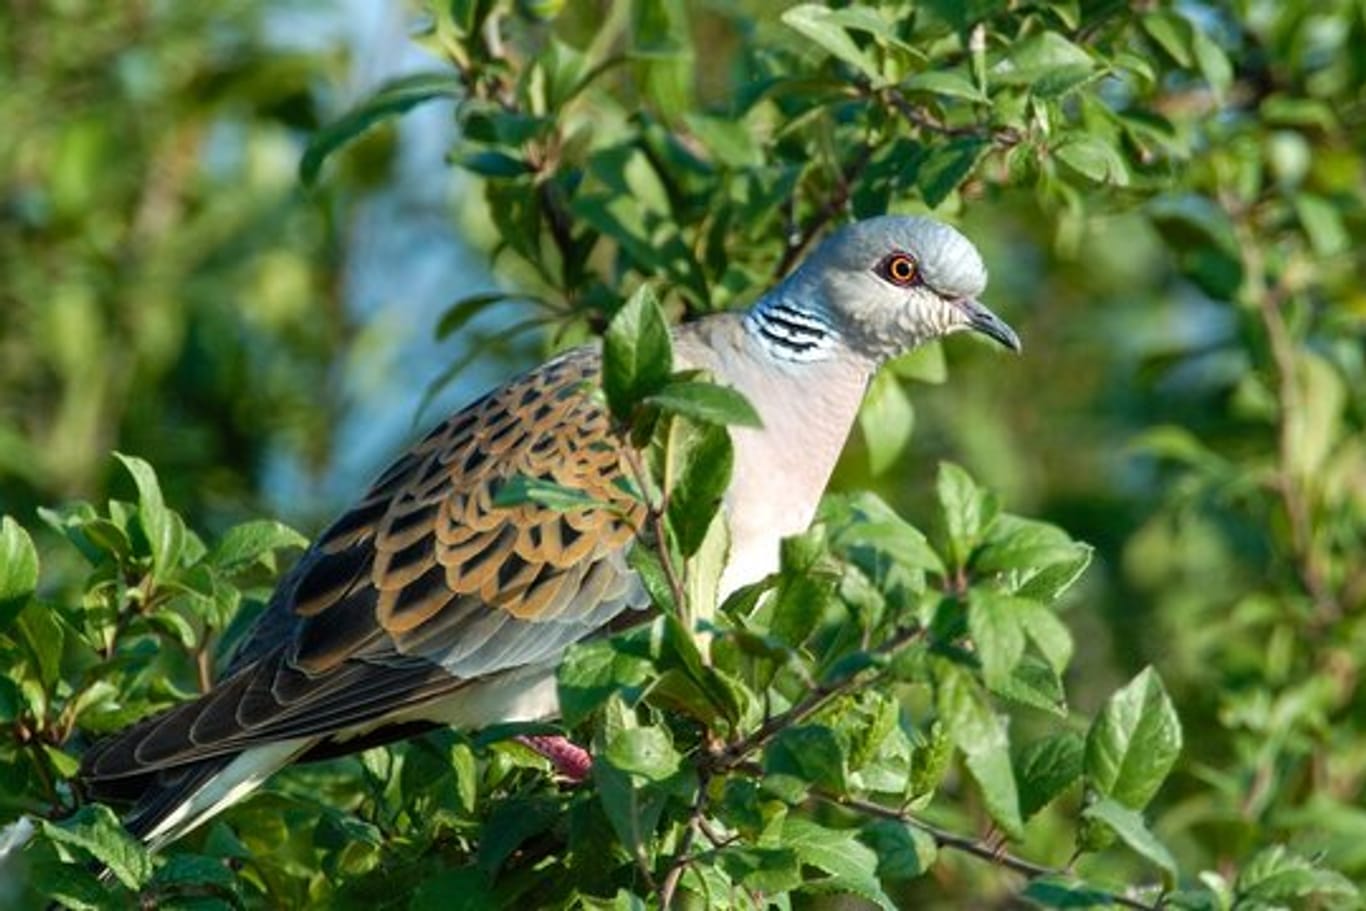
[145, 662, 562, 847]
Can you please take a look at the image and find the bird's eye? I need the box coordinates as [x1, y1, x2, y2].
[878, 252, 919, 287]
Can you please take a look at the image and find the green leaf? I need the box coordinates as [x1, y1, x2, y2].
[909, 720, 952, 800]
[1286, 352, 1346, 479]
[1054, 136, 1129, 186]
[453, 149, 532, 178]
[765, 725, 848, 793]
[935, 462, 997, 570]
[1294, 193, 1350, 257]
[629, 545, 677, 616]
[1015, 732, 1084, 820]
[782, 817, 896, 910]
[903, 70, 985, 102]
[647, 381, 762, 428]
[1016, 546, 1093, 603]
[602, 284, 673, 420]
[719, 846, 803, 893]
[968, 592, 1025, 688]
[1085, 667, 1183, 810]
[666, 419, 733, 558]
[859, 372, 915, 476]
[1141, 12, 1193, 67]
[38, 804, 153, 891]
[594, 746, 670, 861]
[115, 452, 185, 579]
[993, 32, 1094, 84]
[493, 475, 610, 512]
[682, 507, 730, 634]
[0, 515, 38, 630]
[781, 4, 879, 80]
[20, 857, 110, 911]
[17, 601, 65, 688]
[861, 818, 938, 881]
[936, 662, 1023, 837]
[1236, 845, 1360, 907]
[769, 529, 840, 647]
[918, 137, 989, 208]
[43, 743, 81, 779]
[605, 725, 680, 781]
[1146, 194, 1240, 258]
[1081, 798, 1178, 884]
[557, 637, 653, 728]
[990, 655, 1067, 717]
[476, 797, 563, 874]
[411, 867, 498, 911]
[208, 520, 307, 573]
[683, 113, 763, 168]
[144, 607, 198, 649]
[825, 491, 945, 578]
[300, 72, 461, 186]
[152, 853, 240, 895]
[1189, 26, 1232, 98]
[1021, 878, 1123, 908]
[450, 742, 478, 814]
[975, 515, 1081, 576]
[1016, 601, 1074, 675]
[434, 292, 521, 340]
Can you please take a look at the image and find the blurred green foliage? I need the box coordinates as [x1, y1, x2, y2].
[1, 0, 1364, 908]
[0, 0, 348, 522]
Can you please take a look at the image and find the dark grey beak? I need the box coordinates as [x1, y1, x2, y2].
[959, 298, 1021, 352]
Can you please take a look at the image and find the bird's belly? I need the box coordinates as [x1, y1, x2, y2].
[382, 662, 561, 731]
[718, 474, 823, 598]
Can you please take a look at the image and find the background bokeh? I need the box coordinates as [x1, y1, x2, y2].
[2, 0, 1363, 906]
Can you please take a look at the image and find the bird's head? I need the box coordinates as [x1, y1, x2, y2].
[777, 215, 1020, 361]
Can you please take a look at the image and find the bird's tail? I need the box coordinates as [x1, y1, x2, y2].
[82, 733, 310, 849]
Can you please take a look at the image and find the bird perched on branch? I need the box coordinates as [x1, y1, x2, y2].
[80, 215, 1020, 848]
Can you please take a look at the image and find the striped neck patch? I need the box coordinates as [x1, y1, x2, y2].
[744, 298, 838, 362]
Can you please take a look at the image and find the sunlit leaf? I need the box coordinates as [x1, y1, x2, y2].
[1085, 667, 1182, 811]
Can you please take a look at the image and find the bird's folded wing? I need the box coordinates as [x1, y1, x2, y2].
[84, 346, 648, 781]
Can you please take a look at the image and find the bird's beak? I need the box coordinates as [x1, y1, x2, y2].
[958, 298, 1022, 352]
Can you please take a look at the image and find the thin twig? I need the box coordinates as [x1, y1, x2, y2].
[884, 88, 992, 139]
[812, 791, 1166, 911]
[658, 770, 710, 909]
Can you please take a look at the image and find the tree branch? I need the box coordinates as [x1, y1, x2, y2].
[812, 791, 1166, 911]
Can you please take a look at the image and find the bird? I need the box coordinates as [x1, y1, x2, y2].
[79, 214, 1020, 849]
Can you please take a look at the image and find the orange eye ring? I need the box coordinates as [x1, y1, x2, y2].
[880, 253, 919, 286]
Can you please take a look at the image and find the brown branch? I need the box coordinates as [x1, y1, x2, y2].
[812, 791, 1166, 911]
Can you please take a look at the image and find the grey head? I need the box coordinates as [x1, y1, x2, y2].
[754, 215, 1020, 363]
